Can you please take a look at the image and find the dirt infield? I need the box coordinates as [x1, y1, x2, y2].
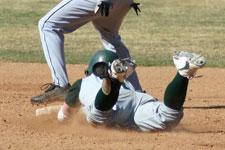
[0, 62, 225, 150]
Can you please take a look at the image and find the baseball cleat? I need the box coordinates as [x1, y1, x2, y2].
[30, 83, 71, 104]
[173, 51, 206, 79]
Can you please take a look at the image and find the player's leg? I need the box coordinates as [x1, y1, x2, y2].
[98, 33, 142, 92]
[38, 0, 97, 87]
[134, 51, 206, 131]
[163, 72, 189, 110]
[31, 0, 98, 103]
[92, 0, 142, 91]
[164, 51, 206, 110]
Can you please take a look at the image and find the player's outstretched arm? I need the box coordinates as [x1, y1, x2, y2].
[57, 79, 82, 122]
[94, 58, 136, 111]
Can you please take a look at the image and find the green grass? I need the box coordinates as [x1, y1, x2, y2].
[0, 0, 225, 67]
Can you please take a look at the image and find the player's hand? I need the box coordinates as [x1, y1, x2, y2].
[95, 1, 113, 16]
[57, 106, 68, 122]
[131, 2, 141, 16]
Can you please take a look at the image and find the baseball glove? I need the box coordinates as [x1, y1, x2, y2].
[93, 58, 137, 82]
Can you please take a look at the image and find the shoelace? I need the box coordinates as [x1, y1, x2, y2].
[193, 75, 204, 79]
[40, 83, 59, 92]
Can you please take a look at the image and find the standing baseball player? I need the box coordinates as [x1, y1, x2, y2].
[30, 0, 142, 104]
[56, 50, 206, 131]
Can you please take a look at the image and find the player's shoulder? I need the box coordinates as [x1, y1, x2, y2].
[82, 74, 103, 85]
[65, 78, 82, 107]
[71, 78, 82, 89]
[69, 74, 100, 93]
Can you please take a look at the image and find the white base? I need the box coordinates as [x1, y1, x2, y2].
[36, 105, 62, 116]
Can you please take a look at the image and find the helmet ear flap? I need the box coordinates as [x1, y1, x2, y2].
[92, 62, 109, 78]
[84, 69, 89, 76]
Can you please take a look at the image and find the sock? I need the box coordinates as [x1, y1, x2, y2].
[164, 72, 189, 110]
[95, 80, 121, 111]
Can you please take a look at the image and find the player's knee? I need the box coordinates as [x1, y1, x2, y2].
[134, 102, 184, 132]
[134, 113, 181, 132]
[134, 109, 166, 132]
[38, 17, 46, 31]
